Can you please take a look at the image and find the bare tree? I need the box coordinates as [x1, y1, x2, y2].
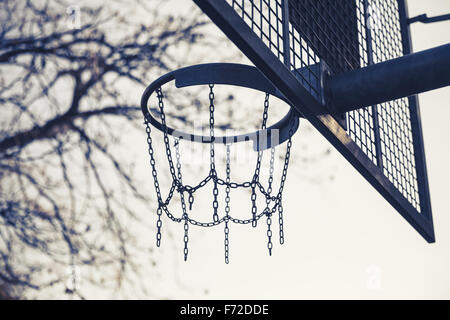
[0, 0, 206, 298]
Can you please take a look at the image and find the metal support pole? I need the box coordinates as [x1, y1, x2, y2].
[327, 43, 450, 113]
[281, 0, 290, 68]
[407, 13, 450, 25]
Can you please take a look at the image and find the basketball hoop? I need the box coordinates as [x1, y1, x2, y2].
[141, 63, 299, 263]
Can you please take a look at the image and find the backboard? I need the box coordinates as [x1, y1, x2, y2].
[193, 0, 435, 242]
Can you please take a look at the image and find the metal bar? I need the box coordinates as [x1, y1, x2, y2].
[363, 0, 383, 169]
[328, 43, 450, 113]
[281, 0, 290, 67]
[193, 0, 435, 242]
[408, 13, 450, 25]
[398, 0, 435, 231]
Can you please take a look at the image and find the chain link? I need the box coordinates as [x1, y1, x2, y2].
[188, 192, 194, 210]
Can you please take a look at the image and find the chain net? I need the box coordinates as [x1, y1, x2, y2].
[144, 84, 294, 263]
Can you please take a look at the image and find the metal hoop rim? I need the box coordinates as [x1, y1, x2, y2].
[140, 63, 299, 151]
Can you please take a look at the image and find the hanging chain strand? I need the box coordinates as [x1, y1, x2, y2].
[277, 117, 295, 245]
[224, 144, 231, 264]
[174, 139, 190, 261]
[266, 147, 275, 255]
[144, 118, 164, 247]
[157, 88, 178, 183]
[251, 93, 270, 228]
[209, 84, 220, 223]
[183, 219, 189, 261]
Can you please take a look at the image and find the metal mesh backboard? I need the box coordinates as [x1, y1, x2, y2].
[193, 0, 434, 242]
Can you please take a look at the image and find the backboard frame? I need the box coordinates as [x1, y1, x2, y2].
[193, 0, 435, 242]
